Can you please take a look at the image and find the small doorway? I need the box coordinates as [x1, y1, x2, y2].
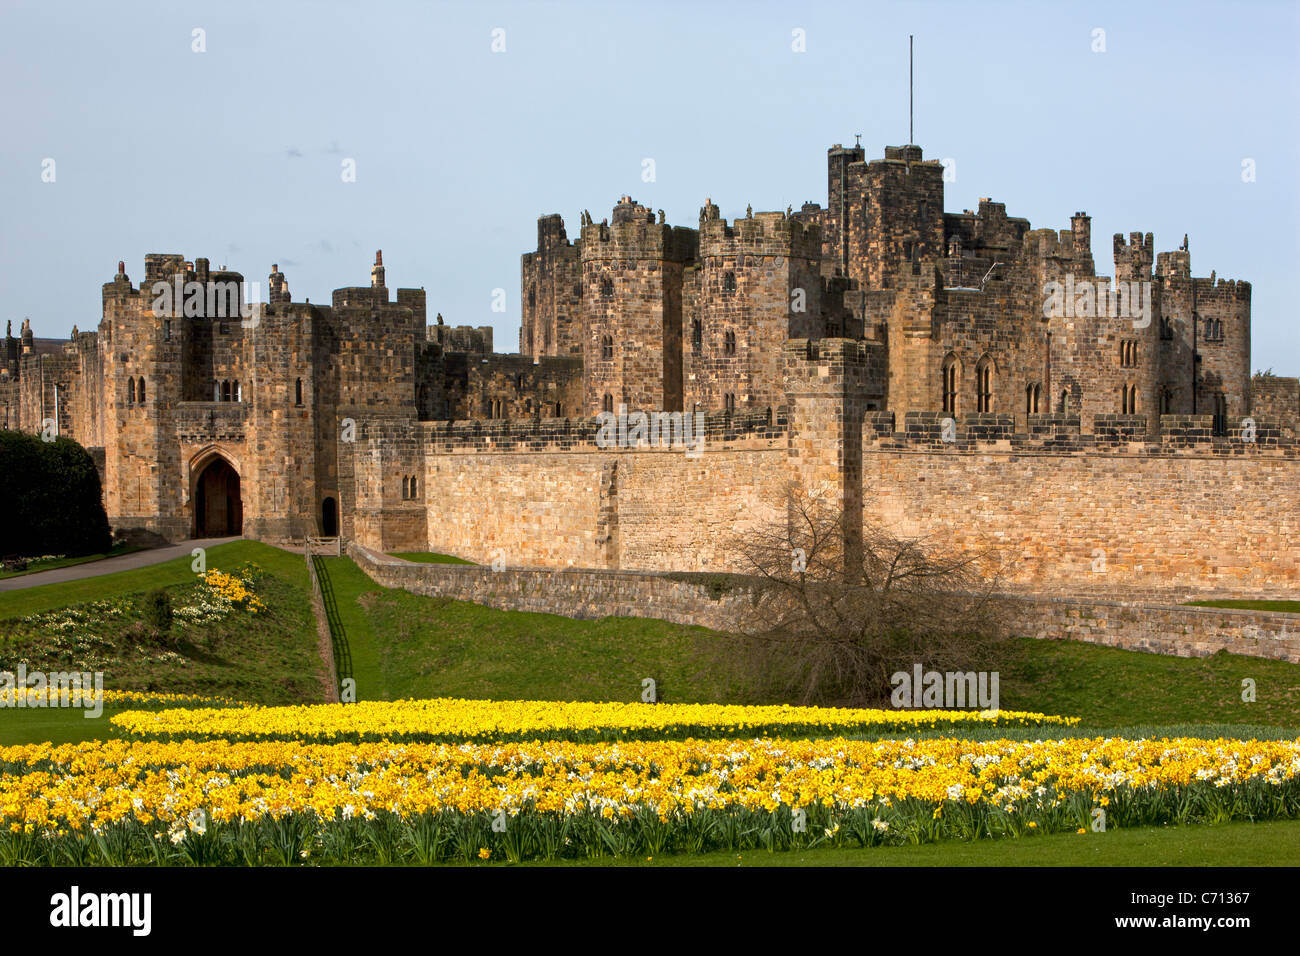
[194, 457, 243, 537]
[321, 496, 338, 536]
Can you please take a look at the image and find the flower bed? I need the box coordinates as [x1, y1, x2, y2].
[0, 736, 1296, 864]
[110, 697, 1080, 743]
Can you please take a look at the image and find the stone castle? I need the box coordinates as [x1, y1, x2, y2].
[2, 140, 1298, 593]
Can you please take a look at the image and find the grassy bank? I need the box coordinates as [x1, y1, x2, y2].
[315, 558, 1300, 727]
[0, 541, 323, 723]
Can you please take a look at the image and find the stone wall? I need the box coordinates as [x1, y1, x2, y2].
[413, 415, 790, 570]
[349, 545, 1300, 663]
[859, 433, 1300, 594]
[350, 544, 751, 630]
[1013, 597, 1300, 663]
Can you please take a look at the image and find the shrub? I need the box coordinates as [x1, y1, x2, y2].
[0, 430, 111, 558]
[139, 589, 174, 637]
[726, 490, 1013, 707]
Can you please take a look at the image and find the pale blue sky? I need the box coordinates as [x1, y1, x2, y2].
[2, 0, 1297, 370]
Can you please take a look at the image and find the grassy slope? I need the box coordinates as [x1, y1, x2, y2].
[318, 559, 1300, 727]
[0, 541, 323, 744]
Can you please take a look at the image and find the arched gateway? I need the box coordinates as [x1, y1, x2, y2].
[193, 455, 243, 537]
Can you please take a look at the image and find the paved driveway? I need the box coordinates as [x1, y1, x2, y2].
[0, 537, 242, 592]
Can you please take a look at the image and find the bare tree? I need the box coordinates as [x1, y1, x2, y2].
[728, 489, 1012, 707]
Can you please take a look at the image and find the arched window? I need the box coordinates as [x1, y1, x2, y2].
[137, 377, 146, 403]
[724, 330, 736, 356]
[942, 354, 959, 415]
[126, 377, 135, 404]
[976, 357, 994, 413]
[234, 381, 240, 403]
[1061, 389, 1070, 414]
[724, 393, 736, 414]
[222, 380, 231, 403]
[516, 374, 525, 389]
[1025, 382, 1041, 415]
[295, 378, 303, 406]
[691, 320, 702, 355]
[722, 271, 737, 295]
[1160, 387, 1173, 414]
[1160, 317, 1174, 340]
[527, 286, 535, 310]
[601, 335, 614, 360]
[1121, 383, 1137, 415]
[401, 476, 409, 499]
[601, 277, 614, 298]
[1120, 340, 1138, 368]
[602, 393, 614, 413]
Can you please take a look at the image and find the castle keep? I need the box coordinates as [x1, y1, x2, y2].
[2, 140, 1297, 594]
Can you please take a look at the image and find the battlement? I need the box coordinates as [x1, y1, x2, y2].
[105, 254, 249, 316]
[535, 213, 573, 251]
[1190, 274, 1252, 300]
[416, 406, 788, 454]
[869, 144, 945, 171]
[426, 320, 493, 353]
[697, 210, 822, 260]
[1025, 214, 1093, 267]
[862, 410, 1299, 457]
[1155, 249, 1191, 279]
[579, 197, 697, 261]
[1113, 231, 1155, 279]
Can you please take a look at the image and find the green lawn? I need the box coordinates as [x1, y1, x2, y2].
[0, 541, 324, 719]
[0, 543, 143, 580]
[320, 567, 751, 704]
[996, 637, 1300, 726]
[312, 557, 1300, 726]
[1186, 599, 1300, 613]
[0, 703, 207, 747]
[515, 819, 1300, 867]
[388, 551, 477, 565]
